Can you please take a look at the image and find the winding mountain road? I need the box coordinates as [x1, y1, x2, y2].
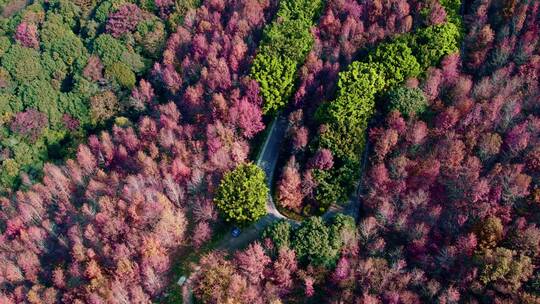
[181, 113, 367, 303]
[256, 114, 289, 220]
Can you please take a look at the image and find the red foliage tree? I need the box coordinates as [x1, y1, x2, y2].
[308, 148, 334, 170]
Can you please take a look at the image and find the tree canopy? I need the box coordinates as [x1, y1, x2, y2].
[214, 163, 269, 225]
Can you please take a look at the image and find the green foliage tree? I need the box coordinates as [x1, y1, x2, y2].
[386, 86, 428, 117]
[0, 67, 15, 93]
[439, 0, 463, 29]
[329, 213, 356, 249]
[59, 92, 91, 125]
[261, 19, 315, 62]
[19, 80, 62, 126]
[312, 169, 348, 210]
[94, 1, 114, 23]
[48, 31, 89, 69]
[262, 219, 292, 249]
[291, 216, 339, 267]
[93, 34, 127, 67]
[1, 44, 44, 83]
[278, 0, 323, 21]
[48, 0, 82, 27]
[368, 41, 421, 88]
[0, 93, 22, 115]
[41, 52, 68, 84]
[105, 62, 136, 89]
[412, 23, 460, 69]
[250, 0, 323, 114]
[0, 36, 10, 57]
[120, 50, 148, 74]
[251, 54, 297, 114]
[214, 163, 269, 225]
[40, 13, 71, 48]
[0, 158, 21, 190]
[320, 62, 385, 125]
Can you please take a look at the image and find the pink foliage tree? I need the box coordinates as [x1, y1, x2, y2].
[106, 4, 144, 38]
[10, 109, 47, 141]
[14, 22, 39, 49]
[277, 157, 304, 212]
[308, 148, 334, 170]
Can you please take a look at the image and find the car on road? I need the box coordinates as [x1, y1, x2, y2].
[231, 227, 241, 238]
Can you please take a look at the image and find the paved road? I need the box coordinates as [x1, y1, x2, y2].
[181, 114, 290, 304]
[181, 114, 368, 303]
[256, 114, 289, 220]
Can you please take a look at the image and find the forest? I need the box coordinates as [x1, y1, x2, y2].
[0, 0, 538, 303]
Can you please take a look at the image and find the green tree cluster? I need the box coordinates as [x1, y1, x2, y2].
[439, 0, 463, 30]
[264, 215, 356, 267]
[250, 0, 324, 114]
[0, 0, 195, 193]
[214, 163, 269, 225]
[312, 18, 461, 207]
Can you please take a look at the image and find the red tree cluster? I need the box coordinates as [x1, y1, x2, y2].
[337, 1, 540, 301]
[223, 0, 540, 302]
[0, 0, 276, 301]
[151, 0, 270, 140]
[192, 243, 297, 303]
